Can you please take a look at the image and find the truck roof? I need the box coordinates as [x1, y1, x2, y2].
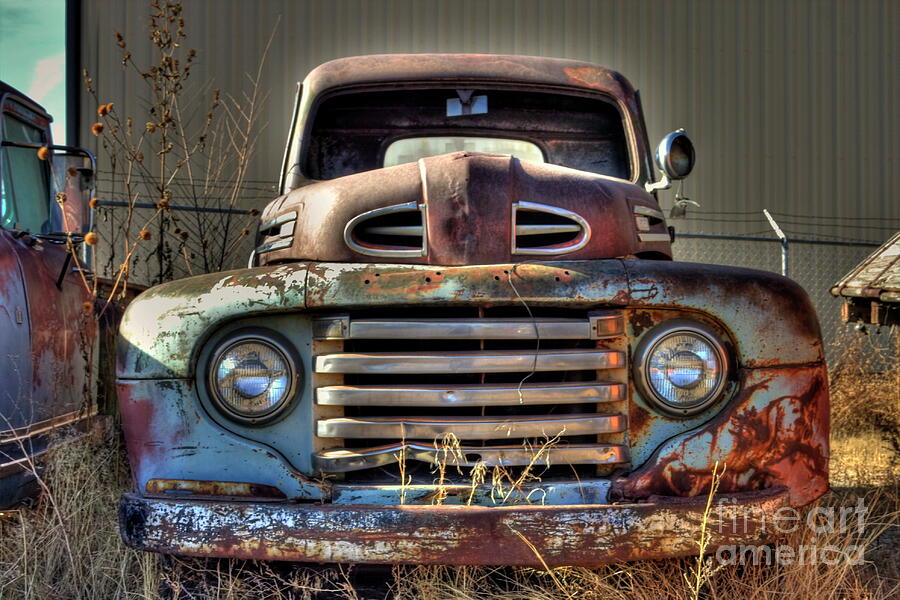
[302, 53, 638, 103]
[0, 80, 50, 116]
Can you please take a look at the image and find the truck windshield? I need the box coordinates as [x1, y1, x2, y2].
[306, 88, 631, 181]
[384, 136, 544, 167]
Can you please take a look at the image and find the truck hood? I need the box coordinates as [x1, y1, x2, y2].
[257, 151, 670, 266]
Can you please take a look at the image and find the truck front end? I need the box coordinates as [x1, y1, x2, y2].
[117, 55, 828, 566]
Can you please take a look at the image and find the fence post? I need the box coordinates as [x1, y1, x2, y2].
[764, 209, 789, 277]
[781, 238, 789, 278]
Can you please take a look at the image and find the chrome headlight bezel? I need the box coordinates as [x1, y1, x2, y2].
[633, 319, 731, 417]
[206, 330, 300, 425]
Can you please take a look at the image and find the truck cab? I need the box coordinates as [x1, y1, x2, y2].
[117, 55, 829, 566]
[0, 82, 98, 507]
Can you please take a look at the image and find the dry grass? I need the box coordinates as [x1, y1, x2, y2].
[1, 332, 897, 599]
[829, 330, 900, 459]
[0, 428, 157, 599]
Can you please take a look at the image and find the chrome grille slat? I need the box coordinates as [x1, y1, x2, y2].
[313, 442, 629, 473]
[360, 225, 424, 236]
[314, 349, 623, 375]
[318, 413, 626, 439]
[638, 232, 671, 243]
[516, 224, 582, 235]
[352, 318, 588, 339]
[343, 314, 623, 340]
[316, 382, 625, 406]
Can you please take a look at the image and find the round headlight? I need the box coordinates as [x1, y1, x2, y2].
[634, 320, 729, 416]
[209, 335, 297, 423]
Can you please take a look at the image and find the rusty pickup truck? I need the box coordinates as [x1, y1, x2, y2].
[0, 82, 98, 507]
[117, 54, 829, 566]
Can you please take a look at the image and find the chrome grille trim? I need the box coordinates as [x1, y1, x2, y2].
[316, 382, 625, 407]
[318, 413, 626, 439]
[314, 349, 623, 375]
[639, 232, 671, 243]
[255, 211, 297, 255]
[311, 312, 629, 475]
[330, 313, 624, 340]
[511, 200, 591, 255]
[313, 442, 629, 473]
[260, 211, 298, 231]
[633, 205, 665, 219]
[516, 223, 582, 235]
[360, 225, 424, 236]
[343, 201, 426, 258]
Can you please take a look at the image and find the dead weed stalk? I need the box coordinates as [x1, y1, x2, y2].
[84, 0, 275, 292]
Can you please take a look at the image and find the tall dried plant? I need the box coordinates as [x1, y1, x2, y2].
[83, 0, 274, 298]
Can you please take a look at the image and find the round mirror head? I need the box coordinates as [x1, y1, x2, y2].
[655, 129, 695, 180]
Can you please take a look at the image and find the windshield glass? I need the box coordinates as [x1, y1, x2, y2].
[384, 136, 544, 167]
[306, 88, 631, 181]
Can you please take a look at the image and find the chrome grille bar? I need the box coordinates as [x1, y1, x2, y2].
[314, 314, 624, 340]
[314, 349, 623, 375]
[318, 413, 626, 439]
[313, 442, 629, 473]
[516, 224, 581, 235]
[316, 382, 625, 407]
[360, 225, 424, 236]
[349, 315, 622, 340]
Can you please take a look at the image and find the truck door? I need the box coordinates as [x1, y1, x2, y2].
[0, 232, 33, 432]
[0, 95, 96, 431]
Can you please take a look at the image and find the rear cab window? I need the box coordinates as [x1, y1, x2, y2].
[305, 88, 632, 181]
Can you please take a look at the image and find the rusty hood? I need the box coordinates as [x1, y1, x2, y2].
[258, 152, 670, 266]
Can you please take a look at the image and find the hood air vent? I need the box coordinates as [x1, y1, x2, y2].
[344, 201, 426, 258]
[512, 201, 591, 255]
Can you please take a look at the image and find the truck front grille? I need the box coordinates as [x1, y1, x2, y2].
[310, 309, 629, 481]
[512, 201, 591, 255]
[343, 201, 425, 257]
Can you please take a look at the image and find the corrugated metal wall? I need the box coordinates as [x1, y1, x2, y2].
[80, 0, 898, 242]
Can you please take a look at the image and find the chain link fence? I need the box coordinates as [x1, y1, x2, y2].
[672, 233, 892, 365]
[91, 172, 276, 287]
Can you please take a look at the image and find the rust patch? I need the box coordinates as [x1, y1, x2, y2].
[118, 382, 173, 474]
[121, 487, 790, 566]
[612, 366, 829, 507]
[628, 309, 655, 337]
[146, 479, 286, 501]
[628, 400, 654, 441]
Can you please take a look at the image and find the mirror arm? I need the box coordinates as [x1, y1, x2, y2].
[644, 172, 672, 193]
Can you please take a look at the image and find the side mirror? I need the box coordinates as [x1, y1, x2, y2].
[656, 129, 695, 179]
[645, 129, 695, 192]
[49, 147, 96, 235]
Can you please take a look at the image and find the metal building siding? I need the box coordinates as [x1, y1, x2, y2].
[79, 0, 898, 241]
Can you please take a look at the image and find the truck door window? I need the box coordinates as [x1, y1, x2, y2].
[1, 113, 50, 232]
[384, 136, 545, 167]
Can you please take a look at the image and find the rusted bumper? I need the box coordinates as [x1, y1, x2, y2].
[120, 487, 789, 566]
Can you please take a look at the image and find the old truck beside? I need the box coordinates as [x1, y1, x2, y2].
[117, 54, 829, 566]
[0, 82, 98, 507]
